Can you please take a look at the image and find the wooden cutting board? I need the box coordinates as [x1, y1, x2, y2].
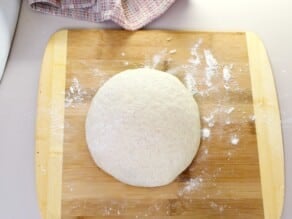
[36, 30, 284, 219]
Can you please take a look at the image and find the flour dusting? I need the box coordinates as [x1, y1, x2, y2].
[100, 200, 127, 216]
[66, 184, 74, 192]
[223, 65, 233, 81]
[172, 38, 221, 97]
[188, 39, 202, 65]
[204, 148, 209, 155]
[166, 66, 182, 75]
[225, 107, 235, 114]
[223, 64, 233, 90]
[224, 84, 230, 90]
[204, 49, 218, 67]
[204, 49, 218, 87]
[210, 201, 226, 213]
[65, 77, 87, 107]
[227, 151, 232, 160]
[150, 49, 168, 69]
[201, 128, 211, 139]
[184, 71, 198, 95]
[203, 114, 215, 127]
[250, 114, 256, 121]
[178, 176, 203, 197]
[230, 135, 240, 145]
[225, 118, 231, 125]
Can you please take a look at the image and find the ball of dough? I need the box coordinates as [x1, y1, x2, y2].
[85, 68, 201, 187]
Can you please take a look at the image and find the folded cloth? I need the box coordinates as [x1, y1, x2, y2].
[28, 0, 176, 30]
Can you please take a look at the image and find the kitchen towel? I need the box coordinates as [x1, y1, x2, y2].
[28, 0, 176, 30]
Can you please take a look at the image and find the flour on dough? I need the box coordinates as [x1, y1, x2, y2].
[86, 68, 201, 187]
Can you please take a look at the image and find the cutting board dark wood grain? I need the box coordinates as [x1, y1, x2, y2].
[35, 30, 284, 219]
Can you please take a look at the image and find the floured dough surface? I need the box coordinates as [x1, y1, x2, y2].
[85, 68, 201, 187]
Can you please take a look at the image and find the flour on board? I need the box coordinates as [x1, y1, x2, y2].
[65, 77, 87, 107]
[177, 176, 203, 197]
[201, 128, 211, 139]
[203, 114, 215, 127]
[70, 37, 247, 216]
[223, 64, 233, 82]
[230, 134, 240, 145]
[204, 49, 218, 87]
[188, 39, 202, 65]
[147, 49, 168, 69]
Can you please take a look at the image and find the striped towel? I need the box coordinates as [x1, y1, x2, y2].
[28, 0, 176, 30]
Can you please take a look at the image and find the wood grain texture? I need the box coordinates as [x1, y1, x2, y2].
[36, 30, 68, 219]
[246, 32, 284, 219]
[36, 30, 284, 219]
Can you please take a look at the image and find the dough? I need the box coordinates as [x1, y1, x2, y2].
[85, 68, 201, 187]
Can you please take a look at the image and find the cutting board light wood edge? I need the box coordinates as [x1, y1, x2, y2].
[35, 30, 284, 219]
[36, 30, 67, 219]
[246, 32, 284, 219]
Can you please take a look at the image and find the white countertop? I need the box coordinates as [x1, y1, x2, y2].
[0, 1, 291, 218]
